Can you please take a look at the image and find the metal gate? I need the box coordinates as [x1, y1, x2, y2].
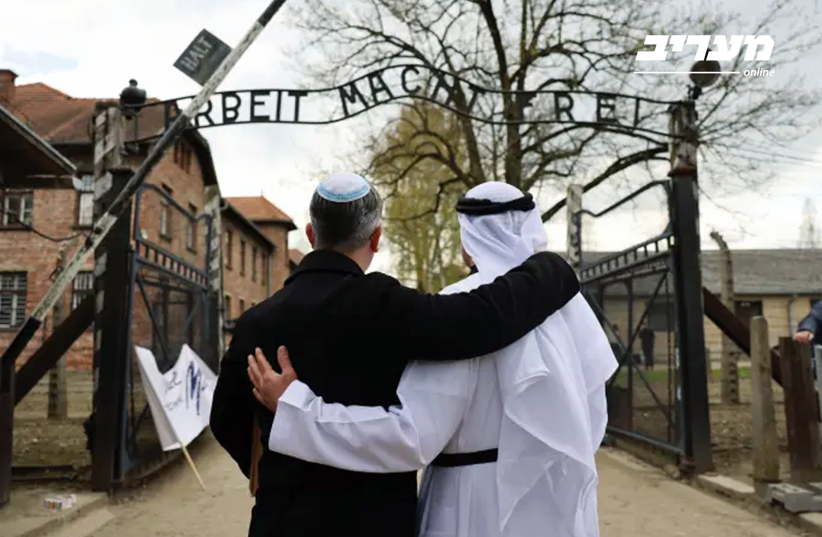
[573, 174, 713, 472]
[118, 184, 216, 478]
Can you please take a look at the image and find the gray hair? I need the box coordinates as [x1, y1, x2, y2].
[309, 185, 383, 251]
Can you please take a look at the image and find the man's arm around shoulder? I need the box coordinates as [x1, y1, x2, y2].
[378, 251, 579, 361]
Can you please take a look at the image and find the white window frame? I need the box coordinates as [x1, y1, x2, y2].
[2, 190, 33, 227]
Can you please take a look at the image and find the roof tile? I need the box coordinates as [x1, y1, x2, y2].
[226, 196, 294, 226]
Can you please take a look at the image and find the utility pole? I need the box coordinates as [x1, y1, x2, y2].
[799, 198, 819, 249]
[710, 230, 739, 404]
[47, 244, 69, 419]
[566, 184, 583, 273]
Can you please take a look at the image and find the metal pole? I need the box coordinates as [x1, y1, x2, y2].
[0, 0, 289, 372]
[668, 95, 713, 473]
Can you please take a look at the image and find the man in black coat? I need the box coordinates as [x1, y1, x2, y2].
[210, 173, 580, 537]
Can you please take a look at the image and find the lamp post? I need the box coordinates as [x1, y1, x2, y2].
[119, 79, 147, 118]
[669, 58, 721, 474]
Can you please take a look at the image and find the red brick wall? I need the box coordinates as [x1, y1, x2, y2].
[222, 215, 274, 320]
[0, 139, 295, 372]
[258, 224, 292, 293]
[0, 186, 95, 370]
[0, 140, 215, 372]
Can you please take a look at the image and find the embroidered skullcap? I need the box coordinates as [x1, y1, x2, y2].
[316, 173, 372, 203]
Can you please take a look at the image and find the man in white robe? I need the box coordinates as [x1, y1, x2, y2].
[248, 182, 618, 537]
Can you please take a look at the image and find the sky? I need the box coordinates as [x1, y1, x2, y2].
[2, 0, 822, 279]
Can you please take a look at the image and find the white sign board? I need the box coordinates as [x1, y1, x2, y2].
[135, 345, 217, 451]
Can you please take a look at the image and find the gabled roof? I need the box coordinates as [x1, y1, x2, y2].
[8, 82, 218, 186]
[225, 196, 296, 231]
[0, 102, 75, 176]
[222, 201, 276, 251]
[576, 248, 822, 296]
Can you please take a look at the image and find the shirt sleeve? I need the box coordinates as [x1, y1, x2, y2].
[799, 300, 822, 335]
[268, 359, 477, 473]
[378, 251, 579, 362]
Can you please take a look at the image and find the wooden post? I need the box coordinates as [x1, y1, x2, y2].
[750, 317, 779, 492]
[48, 245, 69, 420]
[709, 231, 738, 404]
[779, 337, 822, 484]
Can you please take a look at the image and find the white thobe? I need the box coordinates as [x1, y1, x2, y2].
[269, 273, 614, 537]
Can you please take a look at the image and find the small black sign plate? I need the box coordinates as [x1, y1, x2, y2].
[173, 29, 232, 86]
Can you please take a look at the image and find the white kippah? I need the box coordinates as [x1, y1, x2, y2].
[316, 173, 371, 203]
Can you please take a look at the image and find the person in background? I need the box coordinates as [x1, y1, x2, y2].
[794, 299, 822, 345]
[639, 318, 655, 371]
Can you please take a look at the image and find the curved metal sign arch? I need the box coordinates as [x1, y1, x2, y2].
[134, 64, 682, 142]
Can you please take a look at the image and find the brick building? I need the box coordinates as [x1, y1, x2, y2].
[0, 93, 77, 359]
[225, 196, 297, 301]
[222, 200, 281, 322]
[0, 70, 295, 369]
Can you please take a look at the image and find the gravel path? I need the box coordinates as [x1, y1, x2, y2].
[89, 433, 807, 537]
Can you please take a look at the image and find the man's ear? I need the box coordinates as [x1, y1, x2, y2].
[370, 225, 382, 253]
[306, 223, 315, 249]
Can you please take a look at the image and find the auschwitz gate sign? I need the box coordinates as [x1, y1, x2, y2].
[142, 64, 678, 140]
[135, 344, 217, 451]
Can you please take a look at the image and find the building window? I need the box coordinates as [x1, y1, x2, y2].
[0, 272, 27, 329]
[224, 295, 232, 319]
[252, 247, 258, 282]
[735, 300, 763, 329]
[72, 271, 94, 310]
[77, 175, 94, 227]
[262, 253, 268, 287]
[173, 141, 193, 174]
[239, 298, 246, 314]
[160, 185, 173, 239]
[240, 239, 246, 276]
[1, 190, 33, 227]
[225, 229, 233, 269]
[186, 203, 198, 252]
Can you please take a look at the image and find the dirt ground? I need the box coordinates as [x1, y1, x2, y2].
[707, 373, 792, 484]
[84, 433, 807, 537]
[11, 364, 794, 489]
[13, 372, 94, 470]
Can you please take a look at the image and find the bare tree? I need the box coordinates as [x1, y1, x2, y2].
[288, 0, 821, 221]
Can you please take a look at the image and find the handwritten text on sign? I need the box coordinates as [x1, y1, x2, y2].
[135, 345, 217, 451]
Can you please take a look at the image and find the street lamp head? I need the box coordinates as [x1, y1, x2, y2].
[120, 79, 147, 118]
[689, 59, 721, 89]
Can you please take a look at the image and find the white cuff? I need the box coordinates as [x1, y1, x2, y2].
[268, 380, 313, 451]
